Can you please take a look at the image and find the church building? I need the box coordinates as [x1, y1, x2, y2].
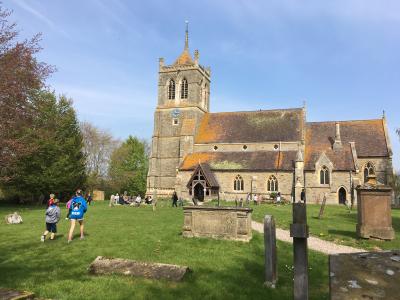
[146, 26, 394, 204]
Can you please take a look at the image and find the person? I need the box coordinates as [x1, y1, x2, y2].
[109, 194, 115, 207]
[246, 193, 251, 206]
[300, 189, 306, 203]
[239, 198, 243, 207]
[253, 194, 258, 205]
[276, 192, 281, 204]
[41, 199, 61, 242]
[87, 193, 93, 205]
[65, 197, 73, 220]
[67, 189, 88, 243]
[172, 191, 178, 207]
[47, 193, 55, 207]
[134, 194, 142, 206]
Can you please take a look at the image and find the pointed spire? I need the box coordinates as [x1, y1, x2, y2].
[174, 21, 194, 65]
[185, 20, 189, 50]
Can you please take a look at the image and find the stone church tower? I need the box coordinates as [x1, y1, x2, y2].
[146, 23, 211, 197]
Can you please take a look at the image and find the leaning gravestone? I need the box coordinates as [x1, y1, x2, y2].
[330, 251, 400, 300]
[5, 212, 23, 224]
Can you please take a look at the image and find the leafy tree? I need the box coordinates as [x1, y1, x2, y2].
[108, 136, 148, 196]
[0, 4, 54, 180]
[80, 122, 120, 190]
[2, 91, 86, 201]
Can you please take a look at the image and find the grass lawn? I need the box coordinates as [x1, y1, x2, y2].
[1, 201, 328, 300]
[249, 202, 400, 251]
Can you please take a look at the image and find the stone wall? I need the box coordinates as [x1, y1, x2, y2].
[357, 157, 390, 184]
[304, 171, 352, 204]
[177, 170, 294, 201]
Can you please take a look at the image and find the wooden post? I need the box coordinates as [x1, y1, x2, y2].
[290, 203, 309, 300]
[264, 215, 277, 288]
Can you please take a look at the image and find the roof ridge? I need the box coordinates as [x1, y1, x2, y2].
[208, 107, 303, 115]
[307, 119, 383, 125]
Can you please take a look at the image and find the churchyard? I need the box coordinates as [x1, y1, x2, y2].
[251, 204, 400, 251]
[0, 201, 331, 300]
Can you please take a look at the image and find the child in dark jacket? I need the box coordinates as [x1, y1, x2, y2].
[41, 199, 61, 242]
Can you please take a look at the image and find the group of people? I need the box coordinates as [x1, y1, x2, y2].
[109, 193, 153, 207]
[41, 189, 88, 243]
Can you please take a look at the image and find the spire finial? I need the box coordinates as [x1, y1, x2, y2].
[185, 20, 189, 50]
[382, 109, 386, 119]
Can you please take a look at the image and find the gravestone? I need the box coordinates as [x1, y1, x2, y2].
[330, 251, 400, 300]
[290, 202, 309, 300]
[318, 194, 327, 219]
[0, 288, 34, 300]
[88, 256, 190, 282]
[264, 215, 277, 288]
[5, 212, 23, 224]
[182, 206, 253, 242]
[93, 190, 105, 201]
[356, 175, 395, 240]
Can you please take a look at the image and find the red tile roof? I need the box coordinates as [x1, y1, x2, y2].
[180, 151, 296, 171]
[195, 108, 304, 144]
[305, 120, 388, 170]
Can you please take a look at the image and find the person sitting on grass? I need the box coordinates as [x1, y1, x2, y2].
[67, 189, 88, 243]
[133, 194, 142, 207]
[41, 199, 61, 242]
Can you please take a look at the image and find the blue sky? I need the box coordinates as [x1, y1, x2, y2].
[4, 0, 400, 170]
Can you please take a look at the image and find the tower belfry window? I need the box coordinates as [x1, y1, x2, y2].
[181, 78, 188, 99]
[168, 79, 175, 100]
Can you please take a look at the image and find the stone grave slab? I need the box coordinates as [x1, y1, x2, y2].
[329, 251, 400, 300]
[0, 288, 35, 300]
[88, 256, 190, 281]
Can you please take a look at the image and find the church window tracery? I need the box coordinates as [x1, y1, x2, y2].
[234, 175, 244, 191]
[180, 78, 188, 99]
[168, 79, 175, 99]
[364, 162, 375, 182]
[320, 166, 330, 185]
[267, 175, 278, 192]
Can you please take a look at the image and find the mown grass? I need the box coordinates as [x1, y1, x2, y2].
[248, 202, 400, 251]
[1, 201, 328, 300]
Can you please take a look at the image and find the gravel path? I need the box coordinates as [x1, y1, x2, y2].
[252, 221, 365, 255]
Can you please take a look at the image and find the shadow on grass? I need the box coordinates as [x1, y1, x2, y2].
[327, 229, 358, 239]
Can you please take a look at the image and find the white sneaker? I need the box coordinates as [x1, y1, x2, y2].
[40, 235, 45, 242]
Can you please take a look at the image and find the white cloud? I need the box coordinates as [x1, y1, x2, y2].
[11, 0, 71, 38]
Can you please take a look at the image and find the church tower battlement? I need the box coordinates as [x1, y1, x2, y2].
[146, 22, 211, 197]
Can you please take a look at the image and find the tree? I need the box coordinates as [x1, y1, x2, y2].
[80, 122, 120, 190]
[2, 91, 86, 201]
[0, 4, 54, 181]
[108, 136, 148, 196]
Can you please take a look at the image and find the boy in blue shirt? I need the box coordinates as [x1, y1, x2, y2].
[67, 189, 88, 243]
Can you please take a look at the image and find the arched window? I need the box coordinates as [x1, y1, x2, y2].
[364, 162, 375, 182]
[180, 78, 188, 99]
[168, 79, 175, 100]
[267, 175, 278, 192]
[320, 166, 330, 185]
[234, 175, 244, 191]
